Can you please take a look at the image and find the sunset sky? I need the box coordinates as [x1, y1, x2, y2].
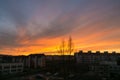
[0, 0, 120, 55]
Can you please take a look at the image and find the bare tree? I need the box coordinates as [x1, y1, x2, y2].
[58, 39, 65, 55]
[67, 36, 74, 55]
[57, 36, 74, 55]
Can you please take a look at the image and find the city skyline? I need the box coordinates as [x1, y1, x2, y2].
[0, 0, 120, 55]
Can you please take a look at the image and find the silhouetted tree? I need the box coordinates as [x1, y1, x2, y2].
[67, 36, 74, 55]
[58, 39, 65, 55]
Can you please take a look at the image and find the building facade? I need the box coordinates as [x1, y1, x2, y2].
[0, 63, 23, 74]
[75, 50, 120, 79]
[75, 50, 119, 64]
[28, 54, 46, 68]
[12, 54, 46, 69]
[89, 61, 120, 78]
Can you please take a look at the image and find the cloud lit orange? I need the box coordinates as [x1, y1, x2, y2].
[0, 0, 120, 55]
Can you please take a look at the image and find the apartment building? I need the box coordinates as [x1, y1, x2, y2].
[46, 55, 74, 61]
[75, 50, 119, 64]
[90, 61, 120, 78]
[28, 54, 46, 68]
[75, 50, 120, 79]
[12, 54, 46, 69]
[0, 55, 13, 63]
[0, 63, 23, 74]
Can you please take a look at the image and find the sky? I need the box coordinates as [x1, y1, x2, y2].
[0, 0, 120, 55]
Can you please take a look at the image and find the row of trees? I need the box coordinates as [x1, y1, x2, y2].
[58, 36, 74, 55]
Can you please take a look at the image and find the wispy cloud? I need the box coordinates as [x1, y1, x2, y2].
[0, 0, 120, 55]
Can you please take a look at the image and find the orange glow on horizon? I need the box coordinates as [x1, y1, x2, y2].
[0, 35, 120, 56]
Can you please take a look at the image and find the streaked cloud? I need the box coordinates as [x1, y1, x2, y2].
[0, 0, 120, 55]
